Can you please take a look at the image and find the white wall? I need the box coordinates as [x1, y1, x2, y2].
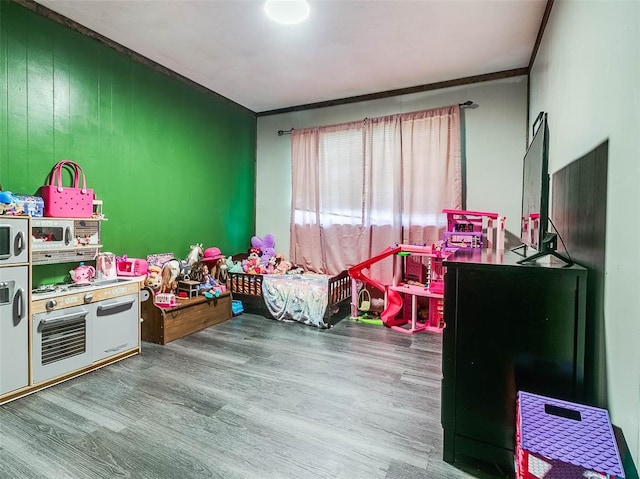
[256, 77, 528, 256]
[530, 0, 640, 464]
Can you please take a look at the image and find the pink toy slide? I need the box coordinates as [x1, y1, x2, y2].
[381, 289, 403, 326]
[348, 246, 406, 328]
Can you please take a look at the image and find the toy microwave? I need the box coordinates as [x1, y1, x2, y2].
[31, 219, 75, 250]
[116, 258, 148, 276]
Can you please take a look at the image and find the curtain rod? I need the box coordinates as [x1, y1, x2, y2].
[277, 100, 475, 136]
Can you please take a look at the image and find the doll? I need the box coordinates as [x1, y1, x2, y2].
[190, 261, 219, 293]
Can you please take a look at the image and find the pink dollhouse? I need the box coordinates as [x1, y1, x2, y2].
[348, 209, 505, 334]
[442, 209, 506, 252]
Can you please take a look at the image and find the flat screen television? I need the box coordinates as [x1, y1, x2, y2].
[519, 112, 549, 252]
[514, 112, 570, 264]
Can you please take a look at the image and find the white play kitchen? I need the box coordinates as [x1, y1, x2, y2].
[0, 213, 143, 404]
[0, 160, 146, 404]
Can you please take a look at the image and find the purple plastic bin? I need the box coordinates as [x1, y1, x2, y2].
[517, 391, 624, 479]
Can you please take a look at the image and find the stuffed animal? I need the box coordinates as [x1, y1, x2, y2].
[287, 265, 305, 275]
[226, 256, 243, 274]
[275, 259, 292, 274]
[144, 266, 163, 293]
[265, 255, 277, 274]
[251, 234, 276, 266]
[242, 252, 265, 274]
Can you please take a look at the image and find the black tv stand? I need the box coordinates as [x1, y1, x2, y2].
[516, 233, 574, 266]
[441, 248, 586, 471]
[511, 243, 528, 257]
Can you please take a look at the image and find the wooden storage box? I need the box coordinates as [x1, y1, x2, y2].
[141, 288, 232, 344]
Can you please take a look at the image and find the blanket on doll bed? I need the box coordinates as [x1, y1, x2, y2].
[261, 273, 330, 328]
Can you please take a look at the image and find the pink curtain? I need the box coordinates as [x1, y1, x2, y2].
[290, 105, 461, 280]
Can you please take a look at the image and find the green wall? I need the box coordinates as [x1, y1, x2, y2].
[0, 2, 256, 284]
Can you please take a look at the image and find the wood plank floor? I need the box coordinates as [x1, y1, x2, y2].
[0, 312, 508, 479]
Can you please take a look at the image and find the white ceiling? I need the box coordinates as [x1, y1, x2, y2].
[34, 0, 547, 114]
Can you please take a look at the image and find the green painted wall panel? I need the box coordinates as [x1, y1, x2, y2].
[0, 1, 256, 285]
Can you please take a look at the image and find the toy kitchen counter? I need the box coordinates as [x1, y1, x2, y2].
[22, 276, 145, 402]
[31, 276, 145, 313]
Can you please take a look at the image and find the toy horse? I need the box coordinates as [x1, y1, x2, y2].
[185, 243, 203, 266]
[160, 259, 181, 293]
[160, 255, 194, 293]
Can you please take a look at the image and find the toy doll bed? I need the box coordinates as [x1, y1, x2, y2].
[228, 254, 351, 328]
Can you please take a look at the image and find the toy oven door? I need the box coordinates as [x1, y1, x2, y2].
[32, 304, 94, 384]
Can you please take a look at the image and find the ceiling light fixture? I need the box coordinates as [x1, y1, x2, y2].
[264, 0, 310, 25]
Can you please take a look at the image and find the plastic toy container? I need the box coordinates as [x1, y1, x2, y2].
[516, 391, 624, 479]
[154, 293, 177, 308]
[232, 300, 244, 316]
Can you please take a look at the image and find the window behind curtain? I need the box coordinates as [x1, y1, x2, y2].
[290, 105, 461, 279]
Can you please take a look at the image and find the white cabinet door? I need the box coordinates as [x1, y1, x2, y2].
[93, 293, 139, 362]
[0, 266, 29, 396]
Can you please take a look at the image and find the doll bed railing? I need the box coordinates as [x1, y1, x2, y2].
[228, 256, 351, 328]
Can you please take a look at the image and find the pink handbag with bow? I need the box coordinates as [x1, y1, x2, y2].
[40, 160, 95, 218]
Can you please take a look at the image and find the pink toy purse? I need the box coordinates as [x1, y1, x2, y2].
[40, 160, 94, 218]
